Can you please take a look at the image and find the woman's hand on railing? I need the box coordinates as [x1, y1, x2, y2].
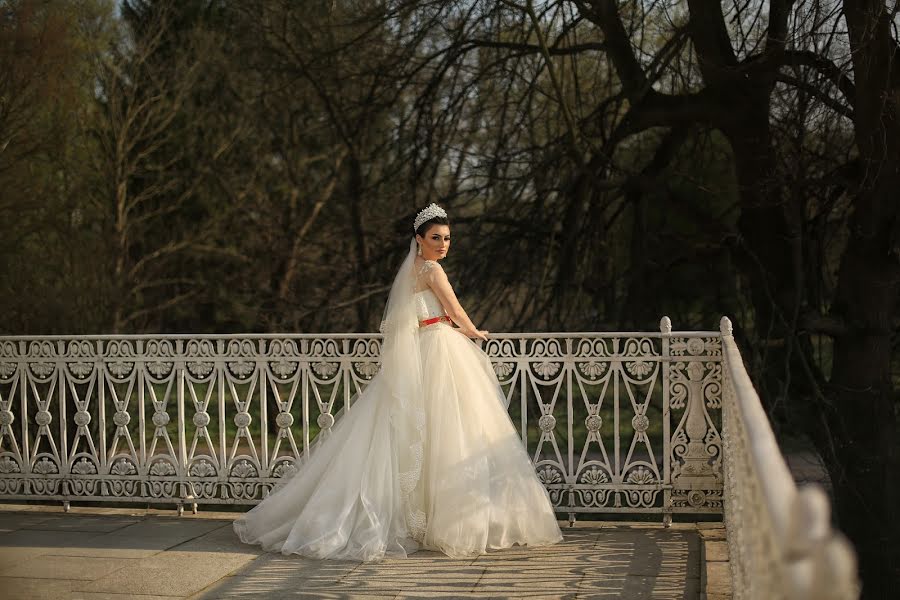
[459, 328, 489, 341]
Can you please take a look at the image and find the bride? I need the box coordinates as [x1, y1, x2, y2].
[233, 203, 562, 561]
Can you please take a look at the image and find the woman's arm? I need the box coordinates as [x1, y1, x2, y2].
[426, 262, 488, 341]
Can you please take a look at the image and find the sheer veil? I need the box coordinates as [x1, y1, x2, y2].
[378, 237, 427, 542]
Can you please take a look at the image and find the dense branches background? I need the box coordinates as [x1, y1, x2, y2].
[1, 0, 898, 595]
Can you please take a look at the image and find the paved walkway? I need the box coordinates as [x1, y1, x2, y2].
[0, 505, 729, 599]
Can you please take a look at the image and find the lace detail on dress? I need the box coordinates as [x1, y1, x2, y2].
[407, 507, 426, 539]
[416, 259, 438, 275]
[414, 259, 443, 296]
[397, 405, 427, 541]
[398, 442, 423, 494]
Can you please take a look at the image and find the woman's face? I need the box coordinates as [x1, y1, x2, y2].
[416, 224, 451, 261]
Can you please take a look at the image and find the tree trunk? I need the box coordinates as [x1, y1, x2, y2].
[829, 214, 900, 595]
[829, 2, 900, 594]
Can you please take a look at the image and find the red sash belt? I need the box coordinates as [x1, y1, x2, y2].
[419, 315, 451, 327]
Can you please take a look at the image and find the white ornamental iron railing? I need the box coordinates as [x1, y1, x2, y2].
[0, 317, 726, 521]
[0, 318, 861, 595]
[719, 317, 858, 600]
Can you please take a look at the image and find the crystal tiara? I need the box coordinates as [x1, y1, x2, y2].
[413, 203, 448, 231]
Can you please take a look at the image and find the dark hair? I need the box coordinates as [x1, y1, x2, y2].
[415, 215, 450, 237]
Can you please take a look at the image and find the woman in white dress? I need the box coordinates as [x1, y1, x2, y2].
[233, 203, 562, 561]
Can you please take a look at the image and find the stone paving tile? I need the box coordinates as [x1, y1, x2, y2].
[203, 592, 402, 600]
[35, 531, 191, 559]
[76, 519, 234, 560]
[0, 529, 108, 570]
[703, 561, 732, 596]
[0, 576, 82, 600]
[289, 595, 401, 600]
[193, 553, 363, 598]
[172, 520, 260, 554]
[577, 574, 701, 599]
[68, 594, 183, 600]
[337, 566, 487, 591]
[698, 528, 727, 541]
[398, 594, 577, 600]
[0, 543, 53, 572]
[0, 513, 61, 533]
[17, 515, 141, 534]
[73, 545, 258, 598]
[471, 573, 583, 596]
[102, 517, 226, 540]
[703, 541, 729, 562]
[67, 522, 258, 597]
[0, 555, 136, 581]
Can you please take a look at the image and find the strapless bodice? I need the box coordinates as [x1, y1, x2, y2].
[415, 289, 447, 322]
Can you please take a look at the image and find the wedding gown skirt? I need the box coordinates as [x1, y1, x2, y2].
[233, 321, 563, 561]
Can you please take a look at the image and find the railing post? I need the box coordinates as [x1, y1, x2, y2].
[19, 346, 30, 493]
[259, 339, 268, 476]
[301, 343, 310, 458]
[660, 316, 672, 527]
[57, 340, 68, 508]
[98, 340, 107, 476]
[137, 340, 146, 487]
[175, 340, 188, 516]
[669, 321, 721, 515]
[719, 316, 743, 597]
[565, 337, 575, 527]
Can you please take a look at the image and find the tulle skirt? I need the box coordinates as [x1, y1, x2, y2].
[233, 323, 563, 561]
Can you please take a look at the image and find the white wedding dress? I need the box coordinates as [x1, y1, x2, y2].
[233, 241, 562, 561]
